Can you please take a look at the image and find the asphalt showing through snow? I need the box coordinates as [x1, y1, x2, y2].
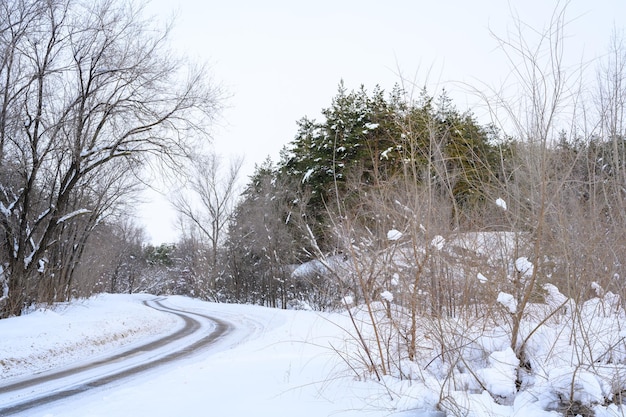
[0, 298, 233, 416]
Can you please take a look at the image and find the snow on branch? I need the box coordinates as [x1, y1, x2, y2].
[0, 194, 18, 217]
[387, 229, 403, 241]
[302, 168, 315, 184]
[0, 201, 11, 217]
[24, 249, 37, 269]
[0, 265, 8, 303]
[35, 208, 51, 223]
[57, 209, 91, 224]
[495, 197, 508, 210]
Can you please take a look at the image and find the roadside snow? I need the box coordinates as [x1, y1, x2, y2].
[0, 294, 179, 380]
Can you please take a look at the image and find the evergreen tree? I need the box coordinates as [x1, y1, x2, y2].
[278, 83, 502, 246]
[281, 83, 403, 212]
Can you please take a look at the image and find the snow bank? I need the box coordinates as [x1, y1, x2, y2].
[477, 348, 518, 399]
[0, 294, 179, 380]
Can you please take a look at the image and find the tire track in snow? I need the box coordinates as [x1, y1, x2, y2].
[0, 297, 233, 415]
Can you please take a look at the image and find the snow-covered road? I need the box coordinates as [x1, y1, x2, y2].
[0, 294, 412, 417]
[0, 297, 235, 415]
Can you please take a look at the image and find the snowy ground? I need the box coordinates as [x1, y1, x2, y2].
[3, 292, 624, 417]
[0, 294, 431, 417]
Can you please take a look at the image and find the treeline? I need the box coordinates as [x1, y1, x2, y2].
[51, 83, 512, 310]
[1, 0, 624, 324]
[214, 82, 625, 311]
[220, 84, 506, 308]
[4, 77, 622, 315]
[123, 80, 623, 313]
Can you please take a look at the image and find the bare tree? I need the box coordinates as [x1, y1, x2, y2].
[173, 153, 243, 275]
[0, 0, 221, 317]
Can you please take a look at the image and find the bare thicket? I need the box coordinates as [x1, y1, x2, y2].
[481, 7, 626, 387]
[223, 162, 304, 308]
[75, 218, 145, 296]
[300, 4, 626, 413]
[301, 93, 515, 381]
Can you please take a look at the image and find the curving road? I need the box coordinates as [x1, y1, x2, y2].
[0, 298, 234, 416]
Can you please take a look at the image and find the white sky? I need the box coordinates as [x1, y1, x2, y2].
[139, 0, 626, 244]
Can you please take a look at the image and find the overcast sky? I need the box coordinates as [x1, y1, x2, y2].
[139, 0, 626, 243]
